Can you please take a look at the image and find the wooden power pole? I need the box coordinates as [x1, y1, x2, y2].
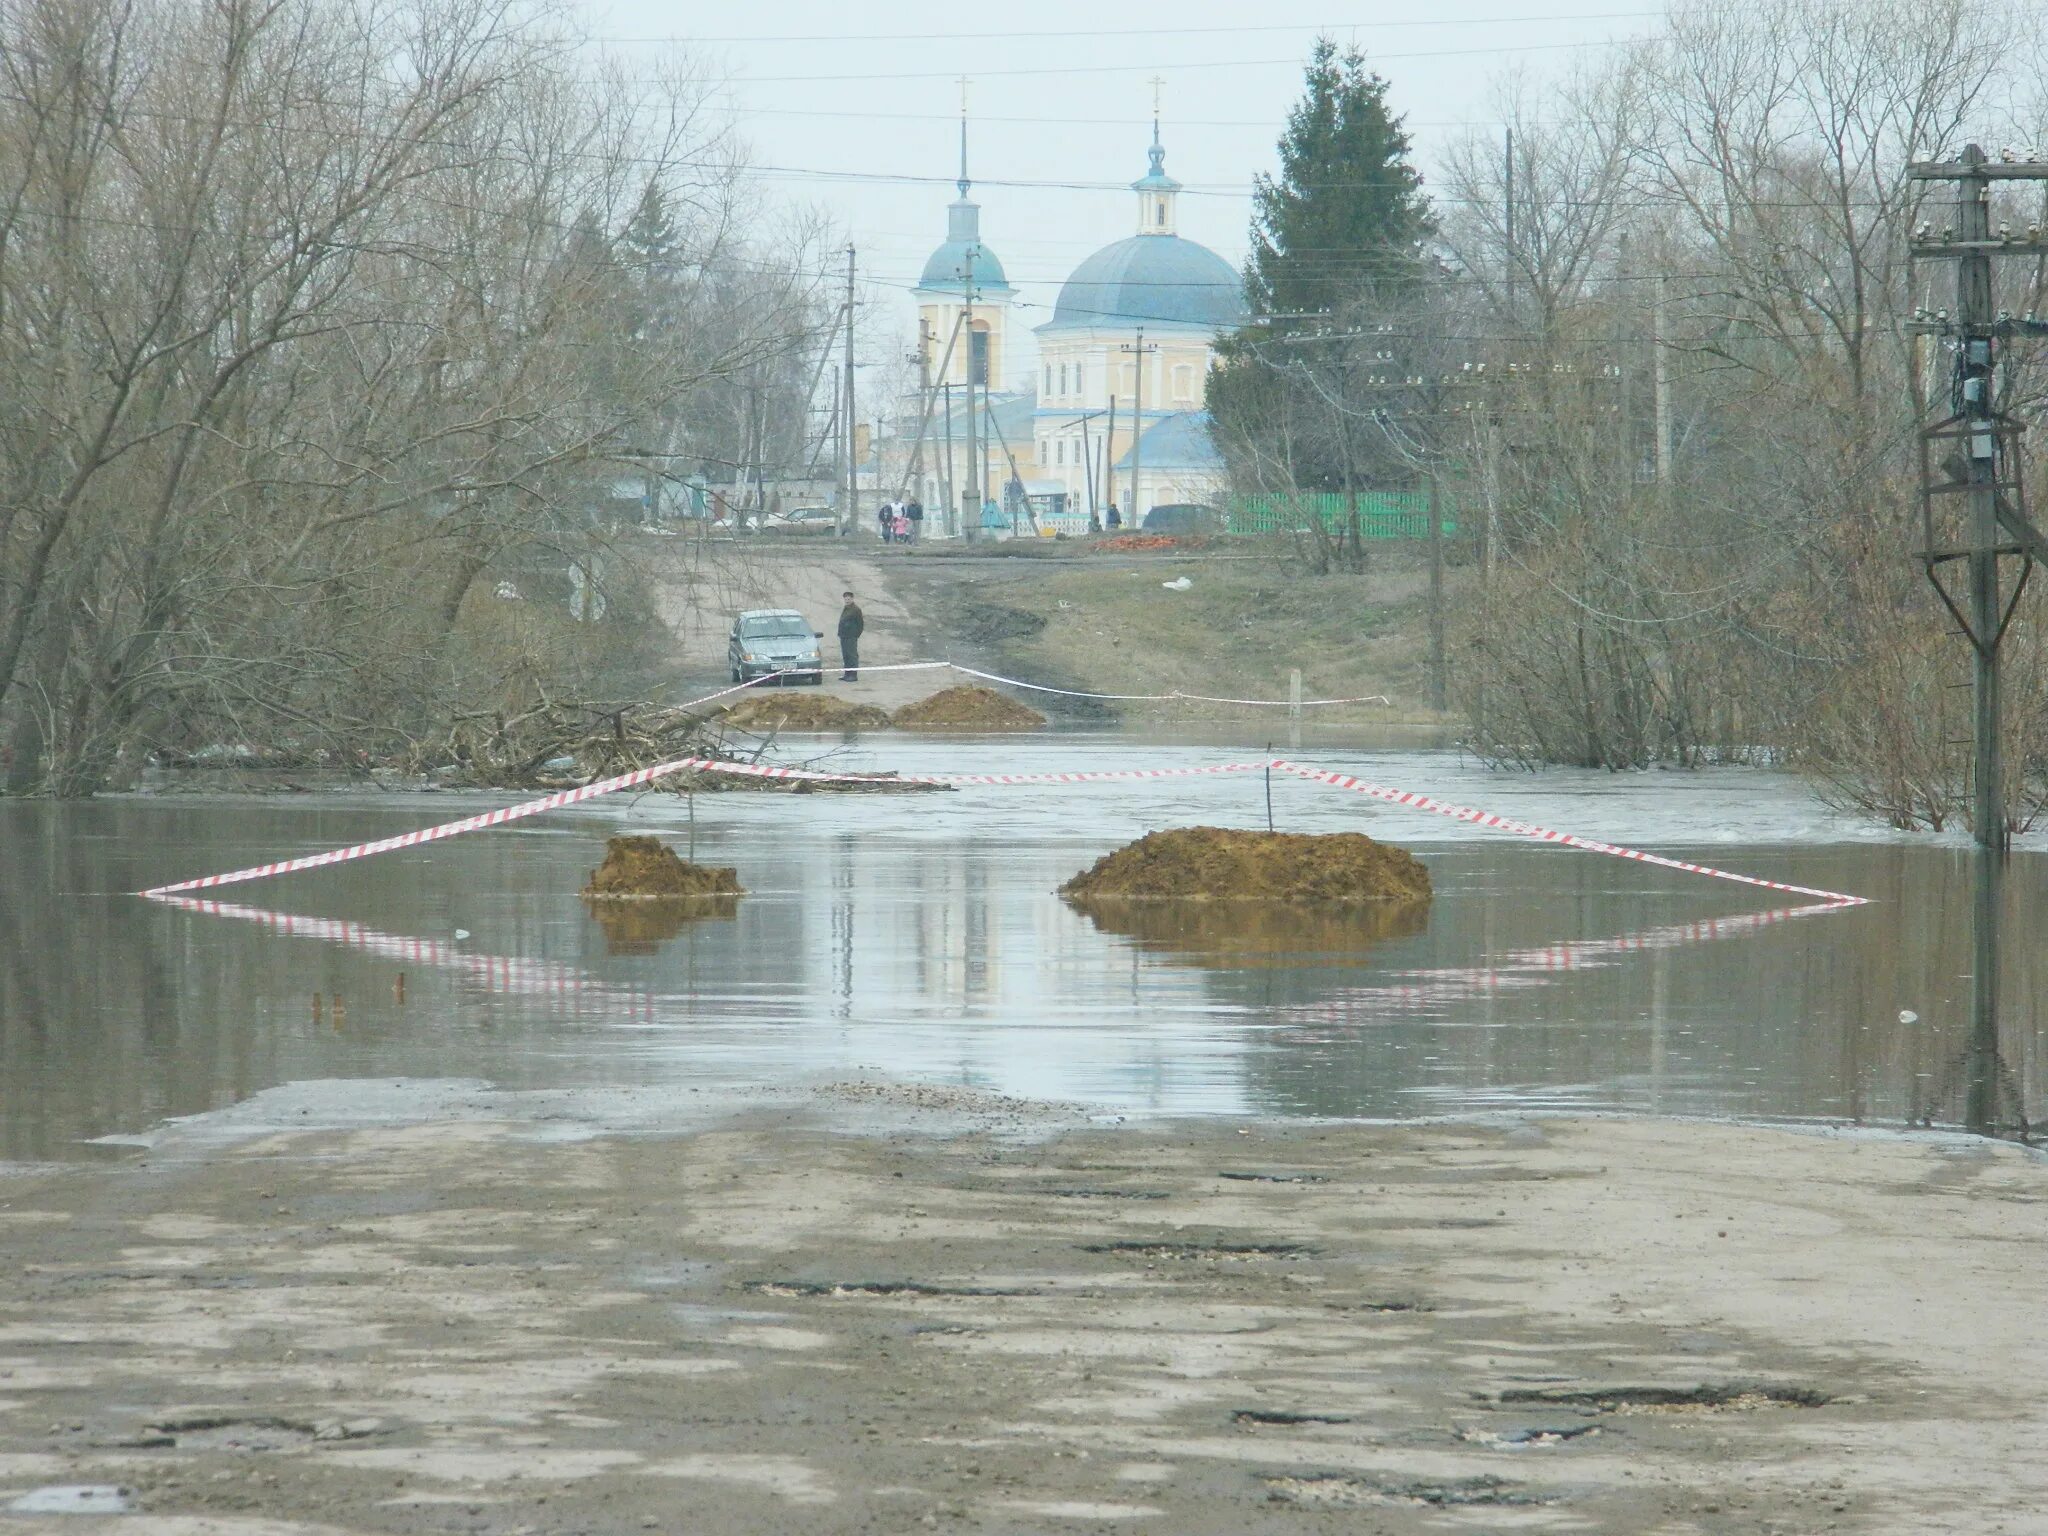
[1907, 143, 2048, 1133]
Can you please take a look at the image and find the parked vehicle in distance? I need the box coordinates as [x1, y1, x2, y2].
[1140, 503, 1224, 535]
[728, 609, 824, 685]
[762, 506, 844, 535]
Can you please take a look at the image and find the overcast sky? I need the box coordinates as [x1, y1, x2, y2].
[577, 2, 1663, 376]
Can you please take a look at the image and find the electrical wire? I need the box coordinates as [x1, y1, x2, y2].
[592, 12, 1665, 46]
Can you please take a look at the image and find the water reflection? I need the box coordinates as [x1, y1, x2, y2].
[1, 762, 2043, 1158]
[1067, 898, 1430, 967]
[583, 896, 741, 955]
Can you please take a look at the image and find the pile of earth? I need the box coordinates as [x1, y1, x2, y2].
[1060, 827, 1432, 906]
[1068, 898, 1430, 966]
[892, 685, 1047, 730]
[581, 835, 744, 899]
[723, 693, 891, 731]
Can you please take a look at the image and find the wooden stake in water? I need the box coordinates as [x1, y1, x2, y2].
[1264, 745, 1275, 833]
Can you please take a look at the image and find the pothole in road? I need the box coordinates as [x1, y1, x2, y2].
[1081, 1240, 1316, 1262]
[745, 1280, 1030, 1300]
[1498, 1383, 1829, 1414]
[1233, 1409, 1355, 1427]
[1461, 1423, 1605, 1447]
[1040, 1187, 1172, 1201]
[1262, 1473, 1544, 1509]
[146, 1415, 382, 1451]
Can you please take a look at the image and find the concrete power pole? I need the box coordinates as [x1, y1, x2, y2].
[842, 243, 858, 535]
[1120, 326, 1157, 521]
[962, 260, 979, 543]
[1907, 143, 2048, 1133]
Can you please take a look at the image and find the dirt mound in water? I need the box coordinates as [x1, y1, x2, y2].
[1070, 899, 1428, 966]
[581, 835, 743, 899]
[723, 693, 891, 731]
[892, 685, 1047, 730]
[1060, 827, 1432, 906]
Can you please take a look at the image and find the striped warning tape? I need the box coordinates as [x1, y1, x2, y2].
[135, 757, 1268, 896]
[1269, 761, 1868, 907]
[136, 747, 1869, 908]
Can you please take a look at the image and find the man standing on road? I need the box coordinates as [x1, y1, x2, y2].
[837, 590, 865, 681]
[905, 497, 924, 544]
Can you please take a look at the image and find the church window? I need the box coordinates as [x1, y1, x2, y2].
[1058, 363, 1068, 395]
[1056, 439, 1064, 465]
[969, 326, 990, 386]
[1155, 198, 1165, 228]
[1173, 364, 1195, 401]
[1044, 365, 1051, 394]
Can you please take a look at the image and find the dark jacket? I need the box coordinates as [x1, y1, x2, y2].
[837, 601, 864, 640]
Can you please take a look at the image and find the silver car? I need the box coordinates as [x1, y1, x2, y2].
[727, 609, 824, 685]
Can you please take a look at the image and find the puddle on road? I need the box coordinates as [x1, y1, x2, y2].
[0, 739, 2042, 1157]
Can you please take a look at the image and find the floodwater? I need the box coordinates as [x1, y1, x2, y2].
[1, 737, 2043, 1159]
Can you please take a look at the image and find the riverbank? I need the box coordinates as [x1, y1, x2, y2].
[0, 1086, 2039, 1534]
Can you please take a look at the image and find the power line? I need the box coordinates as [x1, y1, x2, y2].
[593, 11, 1663, 46]
[721, 36, 1654, 86]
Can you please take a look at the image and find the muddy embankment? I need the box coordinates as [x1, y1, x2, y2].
[0, 1094, 2040, 1535]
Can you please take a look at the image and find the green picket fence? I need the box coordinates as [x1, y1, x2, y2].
[1227, 491, 1456, 539]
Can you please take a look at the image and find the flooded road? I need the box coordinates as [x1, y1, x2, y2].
[2, 738, 2042, 1158]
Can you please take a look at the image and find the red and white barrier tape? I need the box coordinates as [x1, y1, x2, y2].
[135, 757, 1268, 896]
[713, 656, 1391, 709]
[942, 662, 1391, 708]
[1269, 761, 1868, 907]
[137, 748, 1869, 908]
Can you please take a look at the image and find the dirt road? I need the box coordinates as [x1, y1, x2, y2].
[650, 540, 947, 713]
[0, 1091, 2038, 1533]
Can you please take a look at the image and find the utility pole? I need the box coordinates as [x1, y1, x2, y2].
[1652, 271, 1672, 494]
[1426, 471, 1446, 714]
[1907, 143, 2048, 1134]
[910, 318, 932, 503]
[1503, 127, 1515, 322]
[1120, 326, 1157, 521]
[1101, 393, 1117, 523]
[941, 381, 955, 536]
[962, 258, 979, 542]
[842, 242, 857, 535]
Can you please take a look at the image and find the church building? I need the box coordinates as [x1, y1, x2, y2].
[899, 112, 1241, 531]
[1032, 120, 1243, 523]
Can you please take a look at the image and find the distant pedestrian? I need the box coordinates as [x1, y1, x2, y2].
[877, 501, 894, 543]
[1105, 502, 1122, 530]
[837, 590, 865, 680]
[905, 498, 924, 543]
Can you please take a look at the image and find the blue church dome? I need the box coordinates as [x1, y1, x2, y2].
[919, 226, 1011, 294]
[1045, 234, 1243, 331]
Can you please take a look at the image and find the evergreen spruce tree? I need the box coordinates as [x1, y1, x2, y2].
[1209, 40, 1436, 564]
[1245, 39, 1432, 317]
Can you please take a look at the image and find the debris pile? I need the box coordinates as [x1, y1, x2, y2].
[669, 767, 948, 795]
[581, 835, 743, 899]
[412, 702, 716, 788]
[892, 685, 1048, 730]
[723, 693, 892, 732]
[1089, 532, 1184, 553]
[1060, 827, 1432, 906]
